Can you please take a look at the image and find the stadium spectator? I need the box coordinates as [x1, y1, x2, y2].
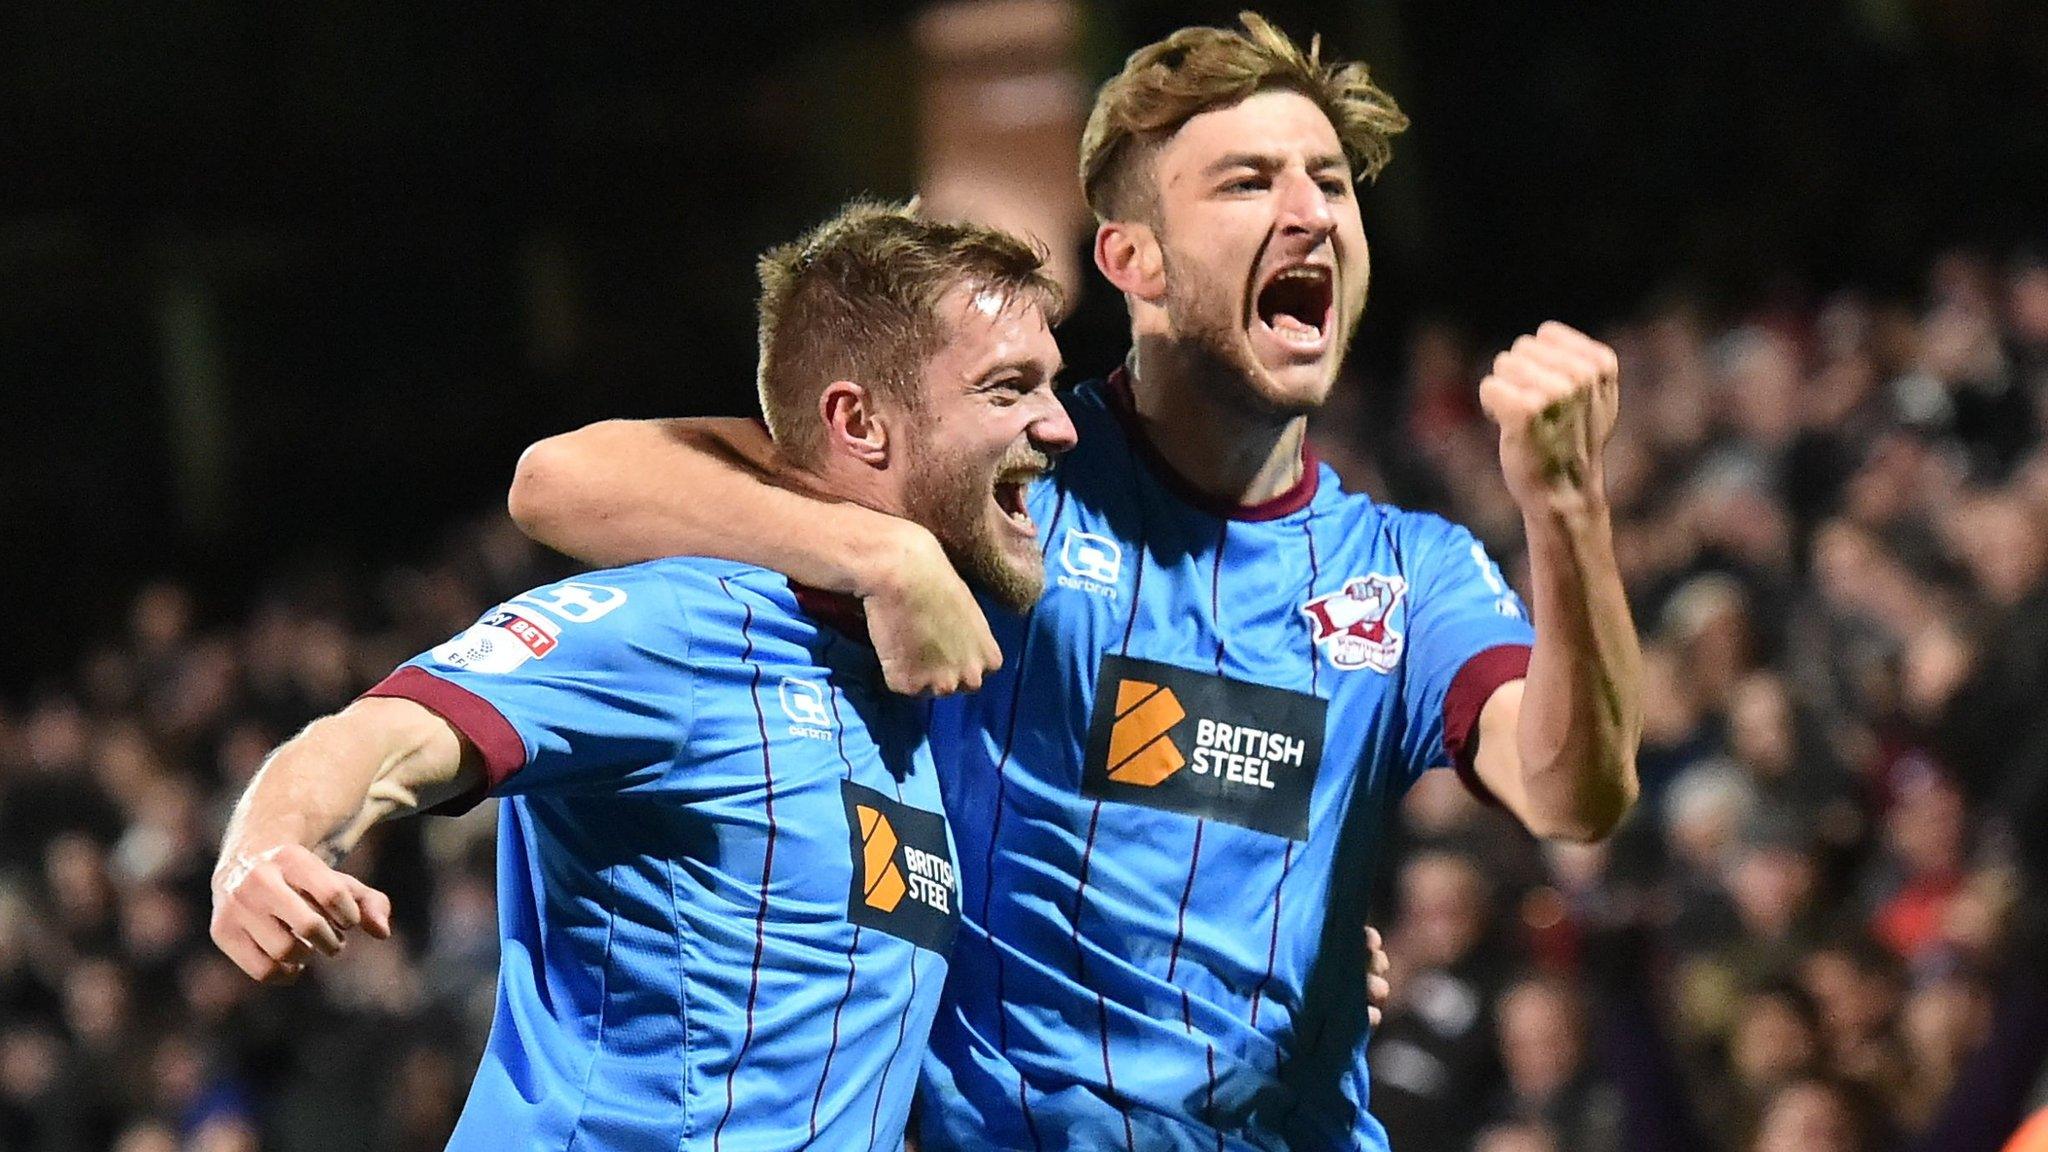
[1485, 973, 1623, 1152]
[1373, 850, 1507, 1152]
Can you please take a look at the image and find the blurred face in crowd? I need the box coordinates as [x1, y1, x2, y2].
[1799, 947, 1904, 1053]
[1640, 641, 1702, 749]
[1498, 980, 1584, 1102]
[1729, 673, 1796, 778]
[1474, 1124, 1561, 1152]
[1753, 1081, 1863, 1152]
[1396, 852, 1488, 967]
[1884, 771, 1966, 880]
[1902, 973, 1992, 1076]
[44, 833, 112, 928]
[1720, 328, 1802, 449]
[2009, 261, 2048, 345]
[1945, 493, 2048, 607]
[897, 286, 1076, 612]
[1731, 989, 1821, 1091]
[1728, 842, 1817, 941]
[1663, 576, 1755, 711]
[1143, 90, 1369, 418]
[1665, 764, 1755, 877]
[62, 957, 131, 1048]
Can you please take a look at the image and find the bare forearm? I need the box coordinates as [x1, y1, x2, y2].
[217, 701, 463, 872]
[510, 416, 1002, 696]
[1515, 501, 1643, 840]
[509, 418, 935, 597]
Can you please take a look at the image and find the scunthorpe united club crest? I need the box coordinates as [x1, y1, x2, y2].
[1301, 574, 1409, 672]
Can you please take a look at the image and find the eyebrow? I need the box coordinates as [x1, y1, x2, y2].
[1203, 152, 1351, 177]
[973, 357, 1065, 386]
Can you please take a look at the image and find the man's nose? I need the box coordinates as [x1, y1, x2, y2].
[1276, 171, 1336, 241]
[1029, 390, 1079, 454]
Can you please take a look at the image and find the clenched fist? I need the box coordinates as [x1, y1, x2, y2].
[1479, 321, 1621, 514]
[210, 843, 393, 984]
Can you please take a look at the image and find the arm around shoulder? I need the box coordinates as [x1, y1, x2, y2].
[509, 417, 767, 567]
[509, 416, 934, 596]
[506, 415, 1002, 695]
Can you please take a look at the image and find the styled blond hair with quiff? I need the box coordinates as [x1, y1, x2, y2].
[1079, 11, 1410, 222]
[755, 200, 1064, 465]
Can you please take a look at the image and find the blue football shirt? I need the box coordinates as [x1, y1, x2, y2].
[920, 374, 1534, 1152]
[365, 559, 959, 1152]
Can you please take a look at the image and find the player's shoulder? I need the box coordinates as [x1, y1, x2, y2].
[1366, 501, 1478, 549]
[1311, 482, 1489, 564]
[625, 556, 789, 604]
[417, 559, 824, 685]
[515, 558, 800, 639]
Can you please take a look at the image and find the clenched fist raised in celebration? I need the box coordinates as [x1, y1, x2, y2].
[1459, 318, 1642, 846]
[1479, 321, 1621, 514]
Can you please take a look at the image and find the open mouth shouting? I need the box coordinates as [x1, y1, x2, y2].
[1252, 262, 1336, 362]
[991, 465, 1046, 538]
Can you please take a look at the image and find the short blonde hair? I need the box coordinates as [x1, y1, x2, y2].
[1079, 11, 1409, 222]
[755, 200, 1063, 464]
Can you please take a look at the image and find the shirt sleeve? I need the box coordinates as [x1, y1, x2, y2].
[1395, 516, 1536, 798]
[362, 566, 697, 813]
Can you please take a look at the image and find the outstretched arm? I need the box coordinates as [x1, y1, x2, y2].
[508, 417, 1000, 695]
[1471, 322, 1643, 842]
[210, 697, 475, 982]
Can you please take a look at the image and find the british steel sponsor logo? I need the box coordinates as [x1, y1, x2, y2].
[1101, 677, 1187, 786]
[840, 781, 958, 954]
[1301, 574, 1408, 673]
[1082, 655, 1326, 840]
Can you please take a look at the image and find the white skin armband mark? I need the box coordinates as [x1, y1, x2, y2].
[219, 845, 287, 894]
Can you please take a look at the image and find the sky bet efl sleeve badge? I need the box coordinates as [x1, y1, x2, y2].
[1301, 574, 1408, 673]
[1081, 655, 1327, 840]
[429, 582, 629, 674]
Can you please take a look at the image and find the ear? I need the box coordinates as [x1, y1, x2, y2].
[818, 381, 890, 467]
[1094, 220, 1166, 303]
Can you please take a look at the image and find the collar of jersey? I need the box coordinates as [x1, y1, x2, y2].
[789, 581, 873, 648]
[1101, 367, 1321, 521]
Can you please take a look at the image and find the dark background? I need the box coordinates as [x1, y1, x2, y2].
[6, 0, 2045, 694]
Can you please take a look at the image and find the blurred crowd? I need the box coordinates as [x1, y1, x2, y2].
[1333, 246, 2048, 1152]
[3, 246, 2047, 1152]
[0, 521, 567, 1152]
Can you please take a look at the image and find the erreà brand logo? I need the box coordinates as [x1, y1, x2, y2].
[778, 676, 833, 742]
[1056, 530, 1122, 597]
[840, 781, 958, 954]
[1083, 655, 1327, 840]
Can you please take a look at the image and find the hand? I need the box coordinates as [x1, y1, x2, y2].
[1365, 924, 1392, 1027]
[1479, 321, 1621, 515]
[860, 525, 1002, 696]
[210, 844, 393, 984]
